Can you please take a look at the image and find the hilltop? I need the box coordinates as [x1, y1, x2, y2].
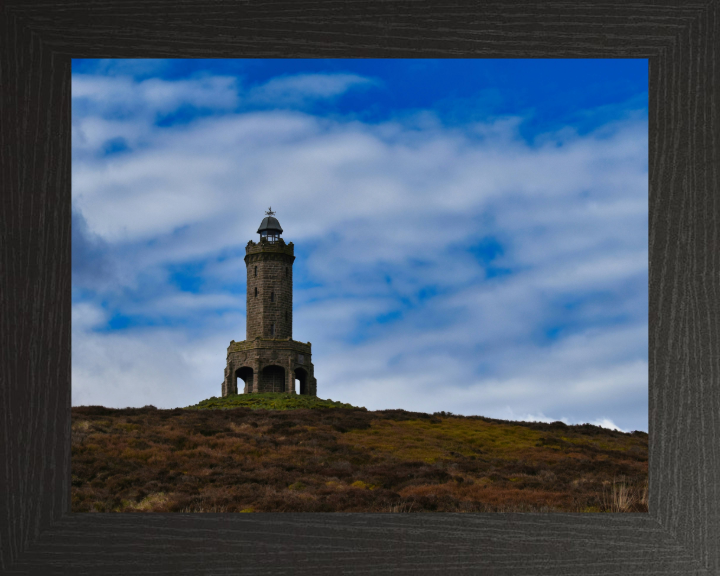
[71, 397, 648, 513]
[185, 392, 358, 411]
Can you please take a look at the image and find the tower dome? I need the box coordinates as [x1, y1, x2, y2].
[257, 207, 283, 242]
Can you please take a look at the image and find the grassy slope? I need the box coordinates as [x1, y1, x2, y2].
[71, 397, 648, 513]
[186, 393, 358, 411]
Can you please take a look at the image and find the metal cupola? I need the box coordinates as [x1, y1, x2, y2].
[257, 207, 283, 242]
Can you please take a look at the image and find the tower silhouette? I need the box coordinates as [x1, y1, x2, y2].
[222, 209, 317, 396]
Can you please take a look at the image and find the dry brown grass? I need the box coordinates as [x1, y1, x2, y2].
[387, 500, 416, 513]
[602, 476, 648, 512]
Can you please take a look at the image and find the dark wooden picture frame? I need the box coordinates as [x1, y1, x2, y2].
[1, 2, 718, 574]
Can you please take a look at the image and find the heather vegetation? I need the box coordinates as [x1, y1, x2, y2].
[71, 399, 648, 513]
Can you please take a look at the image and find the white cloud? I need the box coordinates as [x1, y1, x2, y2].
[72, 302, 107, 331]
[72, 302, 243, 408]
[72, 74, 239, 116]
[589, 418, 627, 432]
[248, 73, 376, 105]
[499, 409, 568, 425]
[121, 293, 244, 318]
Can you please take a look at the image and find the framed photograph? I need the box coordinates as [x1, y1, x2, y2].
[2, 2, 718, 574]
[70, 58, 649, 516]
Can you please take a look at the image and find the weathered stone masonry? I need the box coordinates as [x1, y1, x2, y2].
[223, 211, 317, 397]
[245, 241, 294, 340]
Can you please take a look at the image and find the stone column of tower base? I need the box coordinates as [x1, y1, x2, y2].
[286, 356, 295, 394]
[252, 358, 260, 393]
[222, 364, 236, 396]
[222, 367, 229, 397]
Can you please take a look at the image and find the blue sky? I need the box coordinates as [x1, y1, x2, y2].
[71, 58, 648, 432]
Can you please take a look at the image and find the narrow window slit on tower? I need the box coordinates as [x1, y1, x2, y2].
[270, 291, 275, 302]
[271, 324, 275, 336]
[255, 287, 258, 297]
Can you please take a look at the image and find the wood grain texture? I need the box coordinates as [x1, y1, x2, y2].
[1, 1, 718, 574]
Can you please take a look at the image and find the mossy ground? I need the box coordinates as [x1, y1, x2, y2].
[186, 393, 358, 411]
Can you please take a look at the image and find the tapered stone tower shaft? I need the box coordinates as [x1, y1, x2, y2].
[244, 213, 294, 340]
[222, 209, 317, 397]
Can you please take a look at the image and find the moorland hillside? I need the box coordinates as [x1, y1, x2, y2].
[71, 394, 648, 513]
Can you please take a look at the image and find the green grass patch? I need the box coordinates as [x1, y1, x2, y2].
[340, 417, 547, 463]
[185, 392, 361, 411]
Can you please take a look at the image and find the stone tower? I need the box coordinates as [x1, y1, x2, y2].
[222, 208, 317, 397]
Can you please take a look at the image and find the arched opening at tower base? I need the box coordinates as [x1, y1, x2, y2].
[261, 365, 285, 393]
[294, 367, 308, 395]
[235, 367, 253, 394]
